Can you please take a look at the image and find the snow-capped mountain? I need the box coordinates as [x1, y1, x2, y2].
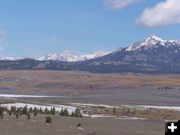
[38, 51, 110, 62]
[79, 35, 180, 73]
[126, 35, 180, 51]
[0, 35, 180, 73]
[38, 51, 79, 62]
[0, 57, 17, 61]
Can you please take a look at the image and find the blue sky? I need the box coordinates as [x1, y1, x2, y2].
[0, 0, 179, 57]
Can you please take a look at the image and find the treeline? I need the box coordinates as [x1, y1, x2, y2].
[59, 108, 82, 117]
[158, 86, 173, 90]
[0, 105, 83, 120]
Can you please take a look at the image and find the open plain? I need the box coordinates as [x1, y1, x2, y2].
[0, 70, 180, 135]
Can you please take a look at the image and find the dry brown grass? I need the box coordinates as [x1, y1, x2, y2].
[0, 70, 179, 94]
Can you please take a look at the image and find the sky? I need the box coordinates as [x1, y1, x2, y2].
[0, 0, 180, 57]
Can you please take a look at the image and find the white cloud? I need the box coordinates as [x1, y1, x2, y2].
[137, 0, 180, 27]
[104, 0, 142, 9]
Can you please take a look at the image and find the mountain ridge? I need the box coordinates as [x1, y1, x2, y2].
[0, 35, 180, 73]
[38, 51, 110, 62]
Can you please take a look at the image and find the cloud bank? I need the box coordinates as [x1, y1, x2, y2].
[137, 0, 180, 27]
[104, 0, 142, 9]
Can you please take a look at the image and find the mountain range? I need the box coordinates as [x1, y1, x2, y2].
[0, 51, 110, 62]
[38, 51, 110, 62]
[0, 35, 180, 73]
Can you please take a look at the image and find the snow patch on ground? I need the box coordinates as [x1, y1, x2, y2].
[115, 116, 145, 120]
[82, 113, 115, 118]
[71, 103, 119, 108]
[72, 103, 180, 111]
[0, 102, 76, 113]
[0, 94, 67, 98]
[134, 105, 180, 111]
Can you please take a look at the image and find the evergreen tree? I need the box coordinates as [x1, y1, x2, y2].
[63, 109, 69, 117]
[59, 108, 64, 116]
[22, 106, 28, 115]
[74, 108, 82, 117]
[51, 107, 56, 115]
[10, 106, 16, 115]
[45, 108, 48, 114]
[39, 108, 43, 114]
[0, 108, 4, 120]
[0, 113, 4, 120]
[33, 108, 38, 117]
[29, 107, 33, 113]
[0, 107, 3, 116]
[113, 107, 116, 114]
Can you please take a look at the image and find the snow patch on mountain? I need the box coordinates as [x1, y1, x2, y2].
[39, 51, 110, 62]
[126, 35, 180, 52]
[0, 57, 17, 61]
[38, 51, 79, 62]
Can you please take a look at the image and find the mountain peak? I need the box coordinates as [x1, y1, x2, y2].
[144, 35, 165, 44]
[126, 35, 166, 51]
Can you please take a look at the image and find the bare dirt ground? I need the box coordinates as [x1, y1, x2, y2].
[0, 115, 164, 135]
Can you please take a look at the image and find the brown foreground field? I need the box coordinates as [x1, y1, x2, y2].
[0, 115, 164, 135]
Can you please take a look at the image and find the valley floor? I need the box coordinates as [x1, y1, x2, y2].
[0, 71, 179, 135]
[0, 116, 164, 135]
